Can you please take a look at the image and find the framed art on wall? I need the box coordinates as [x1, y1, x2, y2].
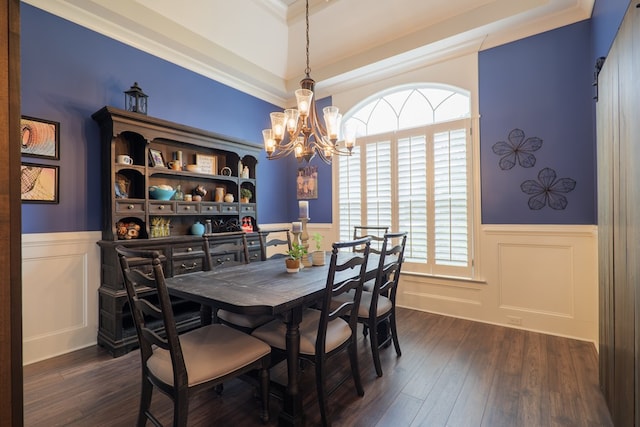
[20, 116, 60, 159]
[20, 163, 59, 204]
[296, 165, 318, 200]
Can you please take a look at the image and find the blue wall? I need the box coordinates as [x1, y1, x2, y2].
[20, 4, 306, 233]
[21, 1, 630, 233]
[479, 20, 596, 224]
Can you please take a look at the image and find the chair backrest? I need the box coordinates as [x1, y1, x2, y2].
[204, 231, 250, 268]
[317, 237, 371, 354]
[370, 232, 408, 315]
[258, 228, 292, 260]
[353, 225, 389, 254]
[115, 246, 187, 388]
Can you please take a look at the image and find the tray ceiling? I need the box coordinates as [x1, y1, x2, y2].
[23, 0, 593, 106]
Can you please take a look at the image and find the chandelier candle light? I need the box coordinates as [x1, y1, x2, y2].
[262, 0, 356, 164]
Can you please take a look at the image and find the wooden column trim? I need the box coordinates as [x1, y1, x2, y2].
[0, 0, 23, 425]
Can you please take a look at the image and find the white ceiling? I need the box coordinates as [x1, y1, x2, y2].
[23, 0, 593, 106]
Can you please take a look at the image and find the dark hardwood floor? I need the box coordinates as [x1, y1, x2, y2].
[23, 308, 613, 426]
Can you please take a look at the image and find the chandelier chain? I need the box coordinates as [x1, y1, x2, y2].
[305, 0, 311, 77]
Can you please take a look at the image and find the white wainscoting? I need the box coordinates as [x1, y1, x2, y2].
[396, 225, 599, 344]
[22, 231, 101, 365]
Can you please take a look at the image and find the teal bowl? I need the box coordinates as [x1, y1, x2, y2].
[149, 186, 176, 200]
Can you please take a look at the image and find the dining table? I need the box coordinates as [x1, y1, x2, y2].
[164, 253, 381, 427]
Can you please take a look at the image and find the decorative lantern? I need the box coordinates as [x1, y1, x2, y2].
[124, 82, 148, 115]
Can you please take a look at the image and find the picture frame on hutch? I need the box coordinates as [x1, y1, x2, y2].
[148, 148, 165, 167]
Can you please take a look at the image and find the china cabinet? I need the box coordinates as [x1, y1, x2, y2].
[93, 106, 261, 356]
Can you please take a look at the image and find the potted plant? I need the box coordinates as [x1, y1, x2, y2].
[240, 188, 252, 203]
[310, 232, 325, 266]
[285, 242, 307, 273]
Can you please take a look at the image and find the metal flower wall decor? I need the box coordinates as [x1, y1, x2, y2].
[520, 167, 576, 210]
[492, 128, 543, 170]
[492, 128, 576, 211]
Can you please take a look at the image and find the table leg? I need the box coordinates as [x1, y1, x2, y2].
[279, 307, 304, 427]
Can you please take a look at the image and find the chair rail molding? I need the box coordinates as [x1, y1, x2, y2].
[22, 231, 101, 365]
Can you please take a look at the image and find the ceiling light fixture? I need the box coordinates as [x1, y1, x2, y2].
[262, 0, 355, 164]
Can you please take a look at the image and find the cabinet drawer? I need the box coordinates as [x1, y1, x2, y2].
[200, 203, 219, 214]
[173, 257, 205, 275]
[115, 200, 145, 213]
[176, 202, 198, 214]
[173, 244, 205, 257]
[240, 203, 256, 214]
[220, 203, 239, 214]
[148, 201, 175, 214]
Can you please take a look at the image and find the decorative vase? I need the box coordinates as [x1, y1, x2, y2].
[285, 258, 300, 273]
[311, 251, 326, 266]
[190, 221, 205, 236]
[224, 193, 234, 203]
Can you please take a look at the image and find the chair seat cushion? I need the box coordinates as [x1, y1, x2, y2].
[333, 291, 392, 319]
[217, 309, 275, 329]
[147, 324, 270, 387]
[252, 308, 352, 355]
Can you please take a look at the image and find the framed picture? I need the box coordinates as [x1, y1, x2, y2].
[296, 165, 318, 200]
[148, 148, 165, 167]
[20, 163, 59, 204]
[20, 116, 60, 159]
[195, 154, 217, 175]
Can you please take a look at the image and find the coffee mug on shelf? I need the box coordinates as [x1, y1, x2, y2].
[167, 161, 182, 171]
[116, 154, 133, 165]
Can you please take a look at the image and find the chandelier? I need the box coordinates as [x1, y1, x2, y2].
[262, 0, 355, 164]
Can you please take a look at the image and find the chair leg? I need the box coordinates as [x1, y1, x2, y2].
[138, 377, 154, 427]
[389, 311, 402, 357]
[368, 319, 383, 377]
[173, 389, 189, 427]
[259, 367, 270, 424]
[362, 323, 368, 337]
[348, 337, 365, 396]
[315, 356, 331, 427]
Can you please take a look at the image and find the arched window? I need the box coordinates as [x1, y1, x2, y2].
[337, 84, 472, 277]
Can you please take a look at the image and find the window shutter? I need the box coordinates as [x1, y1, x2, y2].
[398, 136, 428, 262]
[338, 146, 361, 241]
[433, 129, 468, 266]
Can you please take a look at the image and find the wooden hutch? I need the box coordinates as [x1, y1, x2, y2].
[93, 106, 262, 356]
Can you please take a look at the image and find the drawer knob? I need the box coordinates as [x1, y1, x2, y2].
[207, 206, 213, 211]
[187, 247, 193, 252]
[158, 205, 165, 210]
[184, 206, 191, 211]
[127, 204, 134, 210]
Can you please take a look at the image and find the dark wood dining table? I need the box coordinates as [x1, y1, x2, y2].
[164, 254, 380, 427]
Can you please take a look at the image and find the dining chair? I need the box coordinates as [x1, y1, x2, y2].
[258, 227, 292, 260]
[205, 231, 275, 332]
[115, 246, 272, 426]
[334, 231, 407, 377]
[353, 225, 389, 254]
[204, 230, 251, 268]
[252, 237, 372, 427]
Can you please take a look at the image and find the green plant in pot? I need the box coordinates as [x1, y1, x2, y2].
[285, 242, 307, 273]
[310, 232, 325, 266]
[240, 188, 252, 203]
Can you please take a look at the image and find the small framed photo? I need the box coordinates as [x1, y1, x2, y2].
[148, 148, 165, 167]
[21, 163, 59, 204]
[20, 116, 60, 160]
[195, 154, 217, 175]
